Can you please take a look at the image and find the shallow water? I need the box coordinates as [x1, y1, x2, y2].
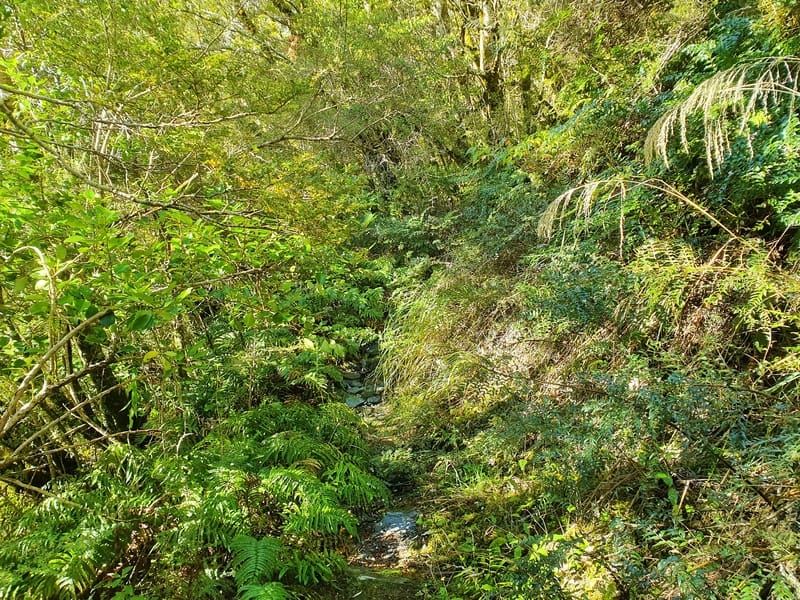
[319, 510, 425, 599]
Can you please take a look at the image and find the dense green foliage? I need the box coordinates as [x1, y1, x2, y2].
[1, 0, 800, 598]
[377, 1, 800, 598]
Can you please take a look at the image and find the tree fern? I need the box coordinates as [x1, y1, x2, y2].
[230, 535, 282, 587]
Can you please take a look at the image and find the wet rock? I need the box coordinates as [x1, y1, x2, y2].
[341, 341, 386, 411]
[376, 511, 418, 539]
[346, 396, 367, 408]
[353, 510, 420, 569]
[361, 340, 380, 356]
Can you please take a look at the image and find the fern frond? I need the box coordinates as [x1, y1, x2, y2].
[278, 548, 345, 585]
[28, 572, 59, 600]
[271, 403, 317, 435]
[164, 482, 247, 552]
[321, 461, 390, 509]
[217, 403, 281, 439]
[282, 498, 358, 538]
[260, 431, 342, 469]
[0, 572, 24, 600]
[238, 582, 290, 600]
[314, 403, 370, 465]
[52, 549, 97, 597]
[258, 467, 332, 505]
[645, 56, 800, 174]
[316, 400, 362, 429]
[230, 535, 282, 587]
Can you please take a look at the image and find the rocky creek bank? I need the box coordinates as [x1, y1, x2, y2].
[328, 341, 428, 599]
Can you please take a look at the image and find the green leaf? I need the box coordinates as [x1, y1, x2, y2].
[238, 582, 289, 600]
[13, 277, 28, 293]
[30, 301, 50, 316]
[128, 311, 155, 332]
[174, 287, 194, 302]
[99, 312, 116, 327]
[230, 535, 282, 587]
[63, 235, 88, 244]
[113, 263, 132, 276]
[668, 486, 679, 508]
[653, 472, 673, 486]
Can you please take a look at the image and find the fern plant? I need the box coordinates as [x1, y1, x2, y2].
[322, 460, 391, 509]
[260, 431, 343, 470]
[0, 391, 386, 599]
[230, 535, 283, 590]
[238, 582, 291, 600]
[282, 498, 359, 538]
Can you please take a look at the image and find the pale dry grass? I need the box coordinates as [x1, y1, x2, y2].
[537, 177, 749, 248]
[645, 56, 800, 174]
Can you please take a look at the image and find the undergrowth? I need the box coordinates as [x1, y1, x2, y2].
[0, 400, 389, 599]
[4, 1, 800, 599]
[379, 3, 800, 598]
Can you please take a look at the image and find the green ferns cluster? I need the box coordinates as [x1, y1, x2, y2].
[0, 401, 388, 599]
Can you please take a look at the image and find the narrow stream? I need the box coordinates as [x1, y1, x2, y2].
[320, 510, 424, 599]
[327, 342, 427, 599]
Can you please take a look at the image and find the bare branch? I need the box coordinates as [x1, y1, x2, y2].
[0, 309, 112, 438]
[0, 381, 134, 471]
[0, 474, 85, 507]
[0, 82, 85, 107]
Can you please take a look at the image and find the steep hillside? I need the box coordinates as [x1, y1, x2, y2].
[377, 2, 800, 598]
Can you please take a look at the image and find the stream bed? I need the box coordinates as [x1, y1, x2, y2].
[318, 510, 425, 599]
[326, 344, 427, 598]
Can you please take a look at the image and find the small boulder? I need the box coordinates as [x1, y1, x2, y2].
[345, 396, 366, 408]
